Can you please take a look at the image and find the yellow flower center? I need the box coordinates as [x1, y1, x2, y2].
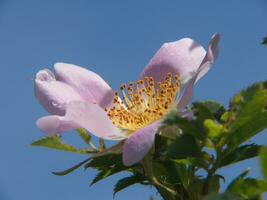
[105, 73, 180, 132]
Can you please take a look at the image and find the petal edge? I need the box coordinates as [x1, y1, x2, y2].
[123, 122, 160, 166]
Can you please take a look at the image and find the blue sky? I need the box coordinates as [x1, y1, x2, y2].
[0, 0, 266, 199]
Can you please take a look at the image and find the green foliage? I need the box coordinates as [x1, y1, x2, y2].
[260, 147, 267, 180]
[227, 178, 267, 199]
[226, 169, 267, 199]
[162, 110, 204, 140]
[218, 144, 262, 168]
[84, 154, 123, 170]
[204, 193, 239, 200]
[200, 101, 226, 120]
[31, 135, 94, 154]
[226, 169, 251, 190]
[225, 81, 267, 150]
[155, 134, 201, 160]
[204, 119, 224, 139]
[91, 164, 126, 185]
[88, 154, 128, 185]
[32, 81, 267, 200]
[77, 128, 91, 144]
[113, 174, 146, 196]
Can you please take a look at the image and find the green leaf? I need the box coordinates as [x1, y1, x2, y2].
[218, 144, 262, 168]
[227, 169, 267, 199]
[31, 135, 90, 154]
[227, 178, 267, 199]
[260, 147, 267, 179]
[87, 153, 140, 186]
[52, 158, 91, 176]
[226, 81, 267, 149]
[226, 169, 250, 192]
[220, 112, 233, 123]
[226, 168, 251, 190]
[84, 154, 123, 170]
[155, 186, 177, 200]
[187, 178, 205, 200]
[151, 161, 182, 192]
[204, 119, 224, 139]
[202, 101, 226, 114]
[77, 128, 91, 144]
[175, 164, 190, 189]
[90, 163, 126, 185]
[194, 101, 226, 121]
[163, 111, 204, 140]
[172, 157, 209, 170]
[204, 193, 239, 200]
[113, 174, 146, 196]
[167, 134, 201, 158]
[209, 175, 221, 193]
[155, 134, 201, 160]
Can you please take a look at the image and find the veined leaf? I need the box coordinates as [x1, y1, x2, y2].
[193, 102, 225, 121]
[260, 147, 267, 179]
[152, 161, 183, 192]
[226, 168, 251, 190]
[226, 81, 267, 149]
[90, 164, 126, 185]
[84, 154, 123, 170]
[226, 169, 267, 199]
[204, 193, 239, 200]
[163, 111, 204, 140]
[172, 157, 209, 170]
[31, 135, 91, 154]
[155, 134, 201, 160]
[200, 101, 226, 120]
[113, 174, 146, 196]
[218, 144, 262, 168]
[227, 178, 267, 199]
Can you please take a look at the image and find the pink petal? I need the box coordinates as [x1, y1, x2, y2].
[122, 121, 160, 166]
[177, 34, 220, 109]
[54, 63, 114, 109]
[34, 69, 84, 115]
[140, 33, 220, 85]
[177, 62, 217, 110]
[140, 37, 206, 84]
[196, 33, 220, 82]
[37, 115, 78, 134]
[65, 101, 125, 140]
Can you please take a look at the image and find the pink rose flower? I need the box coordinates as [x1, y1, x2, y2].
[35, 33, 220, 166]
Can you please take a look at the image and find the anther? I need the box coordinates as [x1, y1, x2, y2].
[120, 84, 126, 90]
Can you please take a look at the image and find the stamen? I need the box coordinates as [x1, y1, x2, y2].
[106, 73, 181, 131]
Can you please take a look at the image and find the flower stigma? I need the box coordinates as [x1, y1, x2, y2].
[105, 73, 180, 133]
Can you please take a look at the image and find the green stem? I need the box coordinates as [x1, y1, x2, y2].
[155, 185, 177, 200]
[202, 168, 216, 195]
[202, 147, 222, 195]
